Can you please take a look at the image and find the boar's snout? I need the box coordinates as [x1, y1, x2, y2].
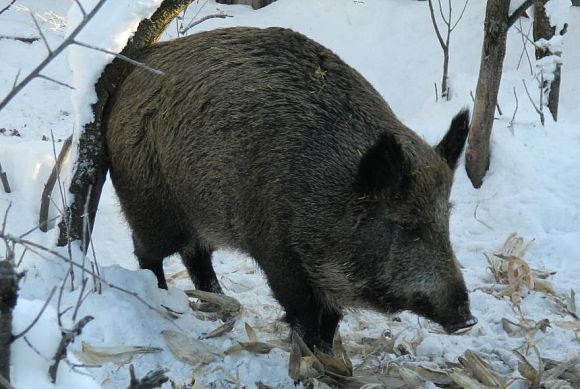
[442, 314, 478, 334]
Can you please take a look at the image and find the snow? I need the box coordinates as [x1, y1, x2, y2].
[0, 0, 579, 388]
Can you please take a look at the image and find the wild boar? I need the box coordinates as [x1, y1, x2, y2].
[106, 27, 476, 352]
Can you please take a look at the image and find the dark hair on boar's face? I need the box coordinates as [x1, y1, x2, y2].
[106, 27, 477, 353]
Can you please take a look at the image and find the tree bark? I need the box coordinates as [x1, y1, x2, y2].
[216, 0, 276, 9]
[465, 0, 510, 188]
[533, 2, 563, 121]
[0, 260, 18, 385]
[57, 0, 194, 251]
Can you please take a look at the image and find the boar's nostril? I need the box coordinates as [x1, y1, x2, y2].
[445, 315, 478, 334]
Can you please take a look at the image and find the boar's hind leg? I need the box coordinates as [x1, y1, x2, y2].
[179, 245, 223, 294]
[319, 309, 342, 350]
[133, 233, 169, 290]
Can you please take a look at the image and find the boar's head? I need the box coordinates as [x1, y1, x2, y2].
[355, 109, 476, 333]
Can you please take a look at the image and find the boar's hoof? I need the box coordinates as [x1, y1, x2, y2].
[443, 315, 478, 334]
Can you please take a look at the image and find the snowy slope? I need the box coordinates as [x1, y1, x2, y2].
[0, 0, 578, 388]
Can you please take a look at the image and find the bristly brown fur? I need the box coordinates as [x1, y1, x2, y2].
[106, 27, 474, 352]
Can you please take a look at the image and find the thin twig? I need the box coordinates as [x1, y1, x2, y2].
[56, 270, 70, 328]
[72, 277, 88, 322]
[49, 315, 94, 383]
[0, 232, 182, 330]
[23, 336, 49, 361]
[450, 0, 469, 32]
[16, 247, 27, 267]
[513, 23, 540, 49]
[508, 86, 519, 132]
[516, 20, 535, 75]
[428, 0, 446, 51]
[12, 286, 58, 340]
[0, 35, 40, 44]
[11, 69, 20, 90]
[73, 0, 87, 17]
[0, 0, 108, 111]
[1, 203, 12, 235]
[434, 82, 438, 102]
[37, 74, 74, 90]
[522, 79, 544, 125]
[179, 13, 232, 34]
[29, 11, 52, 54]
[0, 0, 16, 16]
[72, 40, 164, 76]
[0, 161, 11, 193]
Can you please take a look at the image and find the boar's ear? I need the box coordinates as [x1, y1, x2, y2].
[358, 132, 409, 197]
[435, 109, 470, 170]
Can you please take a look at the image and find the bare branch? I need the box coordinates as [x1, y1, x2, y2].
[0, 162, 11, 194]
[437, 0, 449, 26]
[522, 79, 544, 125]
[29, 11, 52, 54]
[49, 315, 94, 383]
[450, 0, 470, 32]
[179, 13, 232, 34]
[0, 232, 183, 330]
[39, 136, 73, 232]
[428, 0, 446, 50]
[12, 286, 57, 340]
[11, 69, 20, 90]
[72, 40, 165, 76]
[513, 23, 540, 49]
[0, 0, 16, 16]
[71, 277, 88, 323]
[73, 0, 87, 17]
[0, 0, 108, 112]
[1, 203, 11, 235]
[516, 20, 534, 75]
[508, 86, 519, 132]
[507, 0, 536, 28]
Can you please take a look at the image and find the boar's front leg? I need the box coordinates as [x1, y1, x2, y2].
[256, 250, 336, 353]
[179, 245, 223, 294]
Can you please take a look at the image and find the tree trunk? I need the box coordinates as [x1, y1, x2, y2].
[533, 2, 562, 121]
[465, 0, 510, 188]
[0, 260, 18, 385]
[57, 0, 195, 252]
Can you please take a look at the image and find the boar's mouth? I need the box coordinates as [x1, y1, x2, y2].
[442, 315, 478, 334]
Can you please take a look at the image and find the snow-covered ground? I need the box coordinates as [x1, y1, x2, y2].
[0, 0, 578, 387]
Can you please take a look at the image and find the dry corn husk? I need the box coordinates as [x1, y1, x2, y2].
[200, 319, 236, 340]
[225, 322, 278, 355]
[75, 342, 162, 365]
[162, 330, 221, 366]
[185, 289, 242, 316]
[459, 350, 504, 387]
